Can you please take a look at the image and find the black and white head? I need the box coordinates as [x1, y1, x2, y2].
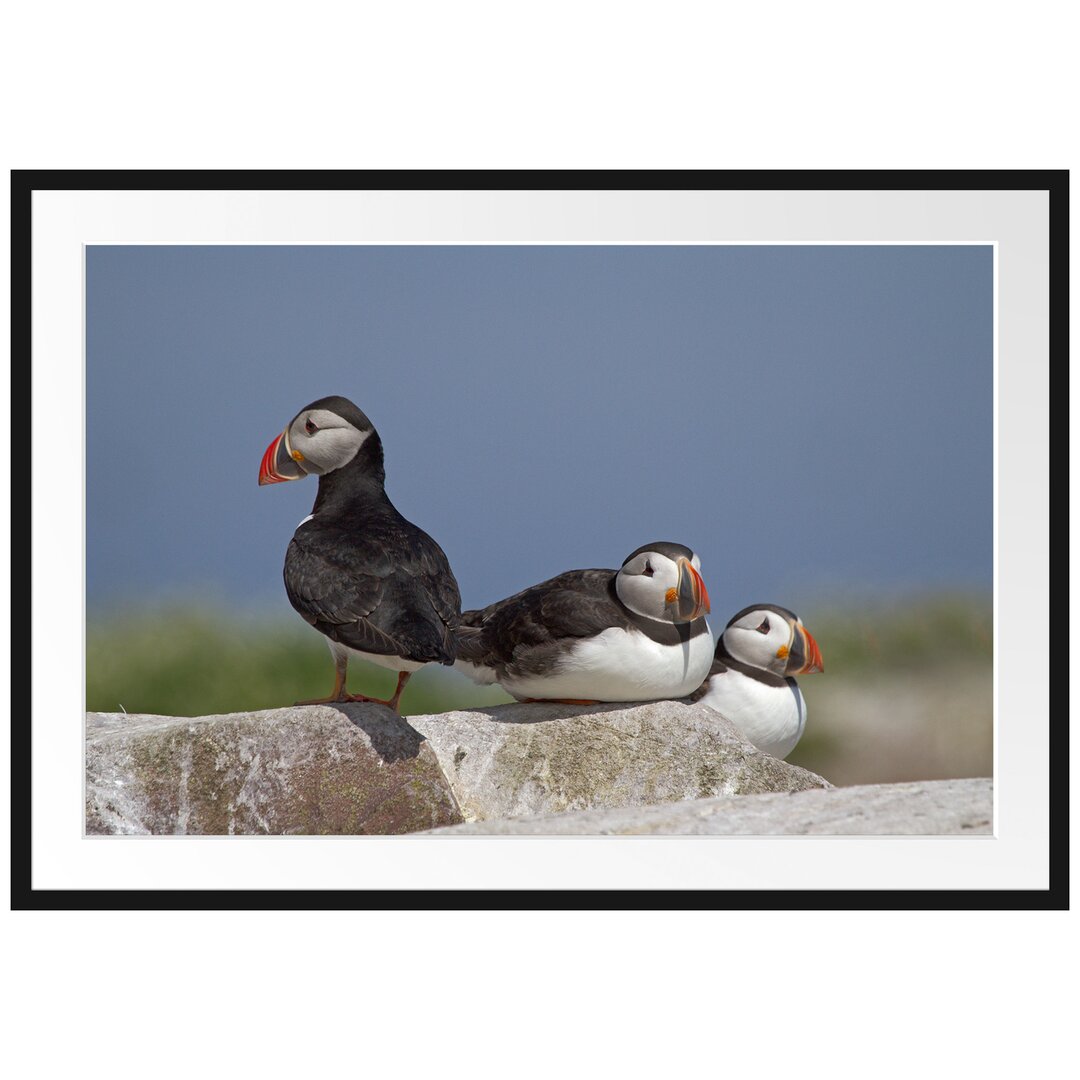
[615, 542, 711, 623]
[259, 396, 382, 485]
[721, 604, 824, 677]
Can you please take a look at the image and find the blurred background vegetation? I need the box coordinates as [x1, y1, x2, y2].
[87, 591, 992, 788]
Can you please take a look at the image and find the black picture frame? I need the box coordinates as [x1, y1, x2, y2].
[10, 169, 1068, 911]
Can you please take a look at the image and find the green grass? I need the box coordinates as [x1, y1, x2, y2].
[803, 592, 992, 674]
[86, 593, 991, 719]
[86, 609, 512, 717]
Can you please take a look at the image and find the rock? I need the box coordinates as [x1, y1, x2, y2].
[85, 700, 827, 834]
[409, 699, 828, 822]
[85, 706, 463, 835]
[423, 778, 993, 835]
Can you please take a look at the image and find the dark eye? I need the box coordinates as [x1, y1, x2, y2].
[304, 418, 317, 435]
[642, 562, 654, 577]
[756, 617, 770, 634]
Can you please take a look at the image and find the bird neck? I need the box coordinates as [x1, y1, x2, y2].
[311, 432, 388, 515]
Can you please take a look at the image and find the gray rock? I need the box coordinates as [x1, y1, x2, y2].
[424, 778, 993, 835]
[85, 706, 463, 835]
[409, 699, 828, 822]
[85, 700, 827, 835]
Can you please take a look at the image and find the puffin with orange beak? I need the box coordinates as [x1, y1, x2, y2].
[259, 395, 461, 712]
[689, 604, 824, 759]
[454, 542, 713, 704]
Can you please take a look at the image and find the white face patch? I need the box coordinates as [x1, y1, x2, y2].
[723, 608, 797, 674]
[615, 551, 683, 621]
[287, 408, 370, 475]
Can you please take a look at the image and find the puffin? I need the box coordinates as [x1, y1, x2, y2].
[689, 604, 824, 759]
[454, 542, 713, 704]
[258, 395, 461, 712]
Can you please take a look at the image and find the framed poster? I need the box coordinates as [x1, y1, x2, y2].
[10, 170, 1066, 909]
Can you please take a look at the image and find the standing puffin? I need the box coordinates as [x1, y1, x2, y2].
[258, 395, 461, 712]
[454, 542, 712, 703]
[689, 604, 824, 759]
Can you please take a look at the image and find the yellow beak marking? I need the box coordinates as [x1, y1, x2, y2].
[776, 644, 789, 659]
[665, 588, 678, 604]
[291, 450, 305, 462]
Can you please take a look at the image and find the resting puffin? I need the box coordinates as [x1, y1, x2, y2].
[454, 542, 712, 703]
[258, 395, 461, 712]
[689, 604, 824, 759]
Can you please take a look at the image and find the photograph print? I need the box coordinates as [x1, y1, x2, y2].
[83, 239, 994, 840]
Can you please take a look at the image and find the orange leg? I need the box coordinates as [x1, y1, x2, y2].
[343, 671, 412, 713]
[296, 657, 411, 713]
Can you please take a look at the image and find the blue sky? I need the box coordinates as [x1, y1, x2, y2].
[86, 244, 992, 623]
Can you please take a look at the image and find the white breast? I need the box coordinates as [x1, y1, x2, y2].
[698, 671, 806, 759]
[501, 625, 715, 703]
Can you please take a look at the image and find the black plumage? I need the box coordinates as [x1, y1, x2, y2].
[285, 506, 460, 666]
